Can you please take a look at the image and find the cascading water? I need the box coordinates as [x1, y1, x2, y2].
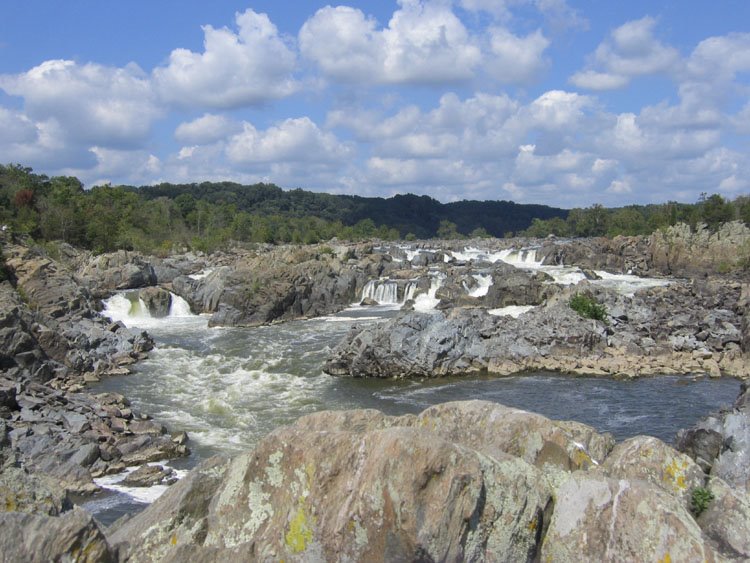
[403, 281, 417, 302]
[103, 292, 200, 329]
[413, 273, 444, 312]
[468, 274, 493, 297]
[360, 280, 400, 304]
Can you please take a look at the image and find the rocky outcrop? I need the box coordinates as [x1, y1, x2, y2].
[326, 277, 749, 379]
[650, 221, 750, 276]
[171, 245, 395, 327]
[76, 250, 157, 294]
[677, 383, 750, 491]
[0, 237, 187, 505]
[535, 221, 750, 277]
[108, 400, 746, 562]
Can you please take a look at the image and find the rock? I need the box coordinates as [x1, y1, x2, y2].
[139, 287, 172, 318]
[325, 304, 606, 378]
[77, 249, 157, 293]
[0, 507, 115, 562]
[599, 436, 705, 507]
[540, 472, 719, 562]
[677, 383, 750, 492]
[111, 401, 623, 561]
[107, 456, 230, 560]
[697, 475, 750, 560]
[0, 467, 72, 516]
[62, 411, 90, 434]
[121, 464, 177, 487]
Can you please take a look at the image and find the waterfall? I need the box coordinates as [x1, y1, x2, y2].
[498, 248, 544, 267]
[103, 291, 197, 326]
[360, 280, 399, 304]
[413, 274, 444, 312]
[403, 282, 417, 302]
[469, 274, 493, 297]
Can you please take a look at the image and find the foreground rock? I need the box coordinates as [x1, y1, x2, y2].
[678, 382, 750, 492]
[0, 507, 115, 562]
[106, 400, 747, 562]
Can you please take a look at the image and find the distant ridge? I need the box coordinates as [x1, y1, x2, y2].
[135, 182, 567, 238]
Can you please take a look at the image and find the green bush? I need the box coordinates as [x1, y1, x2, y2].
[569, 293, 607, 321]
[690, 486, 714, 516]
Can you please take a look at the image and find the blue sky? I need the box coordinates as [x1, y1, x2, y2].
[1, 1, 749, 208]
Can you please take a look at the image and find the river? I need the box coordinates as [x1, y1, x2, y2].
[82, 248, 741, 524]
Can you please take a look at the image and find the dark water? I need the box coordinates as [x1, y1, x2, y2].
[85, 302, 740, 526]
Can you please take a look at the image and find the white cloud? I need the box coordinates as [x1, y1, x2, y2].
[607, 179, 632, 194]
[686, 32, 750, 82]
[153, 9, 297, 109]
[300, 0, 481, 84]
[486, 27, 550, 83]
[0, 59, 159, 147]
[526, 90, 592, 129]
[570, 17, 680, 90]
[0, 107, 37, 144]
[175, 114, 241, 145]
[226, 117, 351, 165]
[298, 6, 382, 82]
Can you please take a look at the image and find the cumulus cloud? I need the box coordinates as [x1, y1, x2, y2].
[570, 17, 680, 90]
[485, 27, 550, 83]
[0, 59, 159, 147]
[226, 117, 351, 165]
[153, 9, 297, 108]
[300, 0, 481, 84]
[175, 114, 241, 145]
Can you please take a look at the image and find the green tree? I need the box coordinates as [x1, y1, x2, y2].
[436, 220, 462, 239]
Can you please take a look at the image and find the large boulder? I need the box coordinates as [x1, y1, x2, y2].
[110, 401, 615, 562]
[599, 436, 705, 507]
[110, 399, 750, 562]
[540, 472, 720, 562]
[77, 249, 157, 293]
[0, 507, 115, 562]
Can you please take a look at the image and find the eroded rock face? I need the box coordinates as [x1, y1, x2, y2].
[540, 473, 719, 562]
[0, 507, 115, 562]
[170, 246, 389, 327]
[677, 383, 750, 492]
[112, 402, 570, 562]
[325, 304, 607, 378]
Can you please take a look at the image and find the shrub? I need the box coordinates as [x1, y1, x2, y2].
[690, 486, 714, 517]
[569, 293, 607, 321]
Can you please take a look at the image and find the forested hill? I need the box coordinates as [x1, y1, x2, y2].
[136, 182, 565, 239]
[1, 164, 747, 255]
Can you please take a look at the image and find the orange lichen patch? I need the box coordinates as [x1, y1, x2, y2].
[663, 459, 689, 492]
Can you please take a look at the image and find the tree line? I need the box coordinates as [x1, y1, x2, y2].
[520, 195, 750, 239]
[0, 163, 747, 255]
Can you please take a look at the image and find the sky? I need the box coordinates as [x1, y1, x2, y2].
[1, 1, 749, 208]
